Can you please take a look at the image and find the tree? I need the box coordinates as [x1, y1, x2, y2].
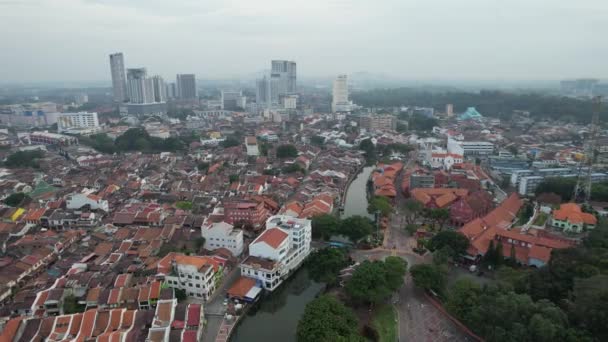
[221, 136, 241, 148]
[193, 237, 206, 252]
[425, 208, 450, 230]
[311, 214, 339, 240]
[229, 174, 239, 183]
[276, 144, 298, 158]
[408, 113, 438, 131]
[403, 199, 423, 224]
[338, 216, 374, 243]
[427, 231, 470, 256]
[571, 275, 608, 340]
[345, 258, 406, 304]
[197, 162, 210, 172]
[306, 248, 350, 285]
[310, 135, 325, 146]
[282, 163, 305, 174]
[446, 279, 481, 323]
[5, 150, 44, 168]
[3, 192, 29, 207]
[174, 288, 187, 302]
[297, 295, 363, 342]
[359, 138, 376, 165]
[175, 201, 193, 210]
[63, 294, 85, 314]
[367, 196, 393, 217]
[405, 223, 419, 236]
[535, 177, 576, 202]
[409, 264, 447, 295]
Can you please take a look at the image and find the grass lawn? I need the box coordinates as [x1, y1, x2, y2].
[533, 212, 548, 226]
[372, 304, 397, 342]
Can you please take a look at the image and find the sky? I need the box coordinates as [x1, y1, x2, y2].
[0, 0, 607, 83]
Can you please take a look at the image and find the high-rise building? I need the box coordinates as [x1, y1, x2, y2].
[176, 74, 197, 100]
[166, 82, 177, 99]
[332, 74, 351, 112]
[109, 53, 128, 102]
[151, 75, 166, 103]
[126, 68, 154, 104]
[271, 60, 297, 95]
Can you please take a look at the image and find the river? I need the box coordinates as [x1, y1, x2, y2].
[342, 165, 374, 219]
[230, 268, 324, 342]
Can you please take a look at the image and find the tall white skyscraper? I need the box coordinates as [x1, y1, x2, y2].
[271, 60, 297, 95]
[127, 68, 154, 104]
[332, 74, 353, 113]
[256, 74, 281, 108]
[176, 74, 197, 100]
[109, 53, 127, 102]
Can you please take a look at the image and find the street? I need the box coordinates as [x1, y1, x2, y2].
[201, 266, 242, 342]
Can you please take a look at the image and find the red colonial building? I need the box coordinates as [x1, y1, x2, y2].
[223, 200, 269, 229]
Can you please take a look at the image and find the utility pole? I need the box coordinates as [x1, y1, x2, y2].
[573, 96, 601, 204]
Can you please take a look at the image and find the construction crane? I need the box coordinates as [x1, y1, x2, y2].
[573, 96, 602, 204]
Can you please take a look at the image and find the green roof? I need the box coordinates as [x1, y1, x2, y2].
[458, 107, 483, 121]
[28, 180, 57, 198]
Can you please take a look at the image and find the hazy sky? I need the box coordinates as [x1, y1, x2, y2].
[1, 0, 607, 83]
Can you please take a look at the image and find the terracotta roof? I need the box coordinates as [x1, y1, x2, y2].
[552, 203, 597, 225]
[227, 276, 257, 299]
[253, 228, 288, 249]
[0, 317, 22, 342]
[186, 304, 201, 326]
[156, 252, 220, 274]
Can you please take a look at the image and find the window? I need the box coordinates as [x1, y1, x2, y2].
[188, 275, 192, 279]
[195, 276, 200, 280]
[196, 284, 200, 288]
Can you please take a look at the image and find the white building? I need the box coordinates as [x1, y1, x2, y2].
[282, 94, 298, 109]
[332, 74, 353, 112]
[240, 215, 312, 291]
[201, 221, 244, 257]
[430, 152, 463, 170]
[66, 193, 109, 212]
[109, 52, 128, 102]
[160, 253, 220, 300]
[151, 75, 167, 103]
[458, 141, 495, 156]
[57, 112, 100, 134]
[245, 136, 259, 156]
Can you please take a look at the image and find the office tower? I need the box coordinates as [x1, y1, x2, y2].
[166, 82, 177, 99]
[332, 74, 350, 112]
[256, 76, 269, 105]
[126, 68, 154, 104]
[109, 53, 128, 102]
[359, 114, 397, 132]
[151, 75, 167, 103]
[176, 74, 197, 100]
[271, 60, 297, 95]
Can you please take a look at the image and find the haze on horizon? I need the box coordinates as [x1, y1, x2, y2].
[1, 0, 607, 83]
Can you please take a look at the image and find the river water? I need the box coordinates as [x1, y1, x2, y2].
[230, 268, 324, 342]
[230, 166, 374, 342]
[342, 165, 374, 219]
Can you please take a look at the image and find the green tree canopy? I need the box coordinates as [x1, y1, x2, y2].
[276, 144, 298, 158]
[3, 192, 29, 207]
[345, 257, 407, 304]
[427, 231, 470, 256]
[311, 214, 339, 240]
[338, 216, 374, 243]
[297, 295, 363, 342]
[306, 248, 350, 285]
[4, 150, 44, 168]
[368, 196, 393, 217]
[409, 264, 447, 295]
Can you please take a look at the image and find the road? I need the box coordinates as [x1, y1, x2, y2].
[201, 266, 241, 342]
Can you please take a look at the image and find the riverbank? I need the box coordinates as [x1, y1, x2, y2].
[342, 165, 375, 219]
[230, 268, 324, 342]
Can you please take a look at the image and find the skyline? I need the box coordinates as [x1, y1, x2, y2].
[1, 0, 608, 83]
